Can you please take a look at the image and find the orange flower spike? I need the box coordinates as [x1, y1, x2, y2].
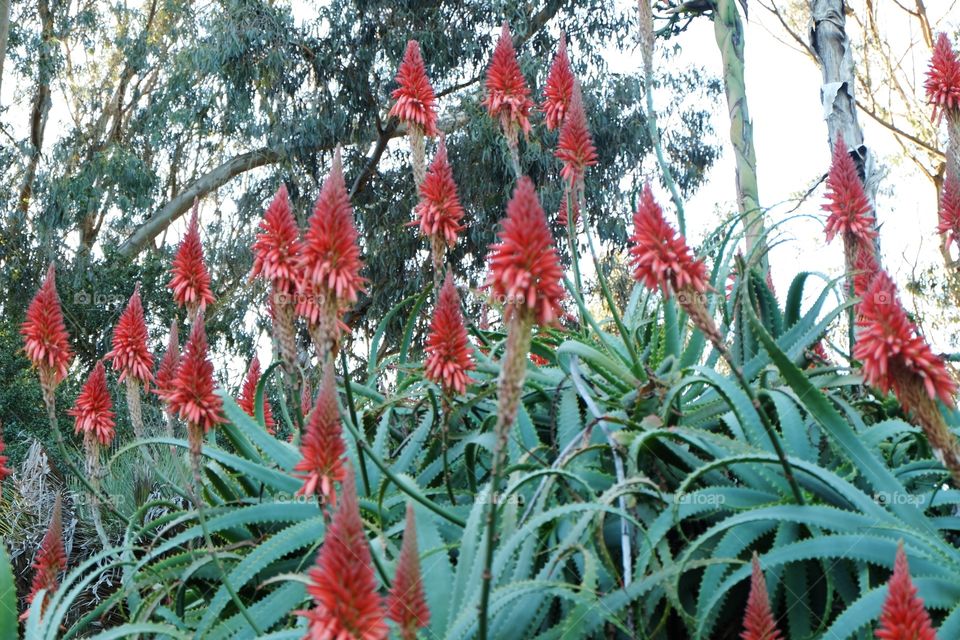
[875, 542, 937, 640]
[555, 81, 597, 188]
[168, 203, 215, 315]
[542, 33, 575, 130]
[389, 40, 439, 137]
[24, 496, 67, 617]
[740, 553, 782, 640]
[822, 135, 877, 244]
[387, 504, 431, 640]
[21, 264, 73, 388]
[68, 361, 116, 446]
[297, 467, 388, 640]
[153, 318, 181, 403]
[925, 32, 960, 123]
[424, 271, 475, 395]
[237, 356, 275, 433]
[482, 23, 535, 139]
[106, 284, 154, 386]
[168, 316, 225, 433]
[294, 365, 347, 506]
[251, 184, 303, 293]
[413, 135, 465, 249]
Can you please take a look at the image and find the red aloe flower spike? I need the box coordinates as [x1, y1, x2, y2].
[168, 314, 225, 456]
[299, 147, 367, 306]
[854, 270, 957, 408]
[425, 271, 475, 395]
[741, 553, 782, 640]
[387, 504, 431, 640]
[294, 364, 347, 506]
[251, 184, 303, 293]
[21, 263, 73, 390]
[937, 173, 960, 252]
[413, 135, 466, 250]
[168, 201, 215, 320]
[24, 496, 67, 617]
[876, 542, 937, 640]
[852, 244, 880, 301]
[925, 33, 960, 124]
[629, 184, 709, 295]
[153, 318, 181, 404]
[823, 135, 877, 244]
[0, 425, 12, 483]
[300, 377, 313, 418]
[557, 190, 579, 228]
[389, 40, 439, 137]
[485, 177, 566, 325]
[238, 356, 275, 434]
[106, 284, 154, 386]
[482, 23, 535, 140]
[555, 81, 597, 189]
[542, 33, 574, 131]
[298, 466, 388, 640]
[68, 361, 116, 446]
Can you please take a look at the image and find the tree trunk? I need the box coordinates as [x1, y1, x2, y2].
[0, 0, 10, 99]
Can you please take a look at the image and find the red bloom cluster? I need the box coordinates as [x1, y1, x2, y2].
[153, 319, 181, 404]
[68, 361, 116, 446]
[0, 427, 12, 483]
[389, 40, 439, 137]
[413, 136, 465, 248]
[387, 504, 430, 640]
[937, 174, 960, 252]
[852, 246, 880, 300]
[925, 33, 960, 123]
[482, 23, 534, 138]
[251, 184, 303, 294]
[25, 497, 67, 614]
[542, 34, 574, 131]
[299, 149, 366, 306]
[425, 272, 475, 395]
[21, 264, 73, 385]
[823, 136, 877, 244]
[237, 356, 275, 433]
[168, 206, 215, 313]
[557, 194, 579, 228]
[741, 554, 782, 640]
[853, 270, 957, 408]
[167, 317, 225, 432]
[299, 468, 387, 640]
[556, 82, 597, 188]
[294, 366, 347, 506]
[485, 177, 566, 325]
[106, 285, 154, 385]
[875, 543, 937, 640]
[629, 184, 709, 295]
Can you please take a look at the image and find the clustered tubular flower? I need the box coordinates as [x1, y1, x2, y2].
[252, 185, 303, 377]
[555, 81, 597, 190]
[294, 365, 347, 506]
[424, 271, 475, 396]
[0, 426, 12, 483]
[854, 270, 960, 483]
[557, 194, 579, 229]
[168, 316, 225, 463]
[389, 40, 439, 137]
[237, 356, 275, 434]
[482, 23, 534, 144]
[542, 33, 574, 131]
[937, 174, 960, 252]
[106, 284, 154, 385]
[854, 271, 957, 408]
[875, 542, 937, 640]
[387, 504, 430, 640]
[485, 177, 566, 326]
[298, 148, 366, 362]
[298, 467, 388, 640]
[168, 202, 215, 321]
[741, 553, 782, 640]
[629, 184, 721, 344]
[822, 136, 877, 245]
[21, 264, 73, 393]
[68, 360, 116, 446]
[153, 318, 181, 404]
[413, 135, 465, 254]
[925, 32, 960, 124]
[24, 496, 66, 618]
